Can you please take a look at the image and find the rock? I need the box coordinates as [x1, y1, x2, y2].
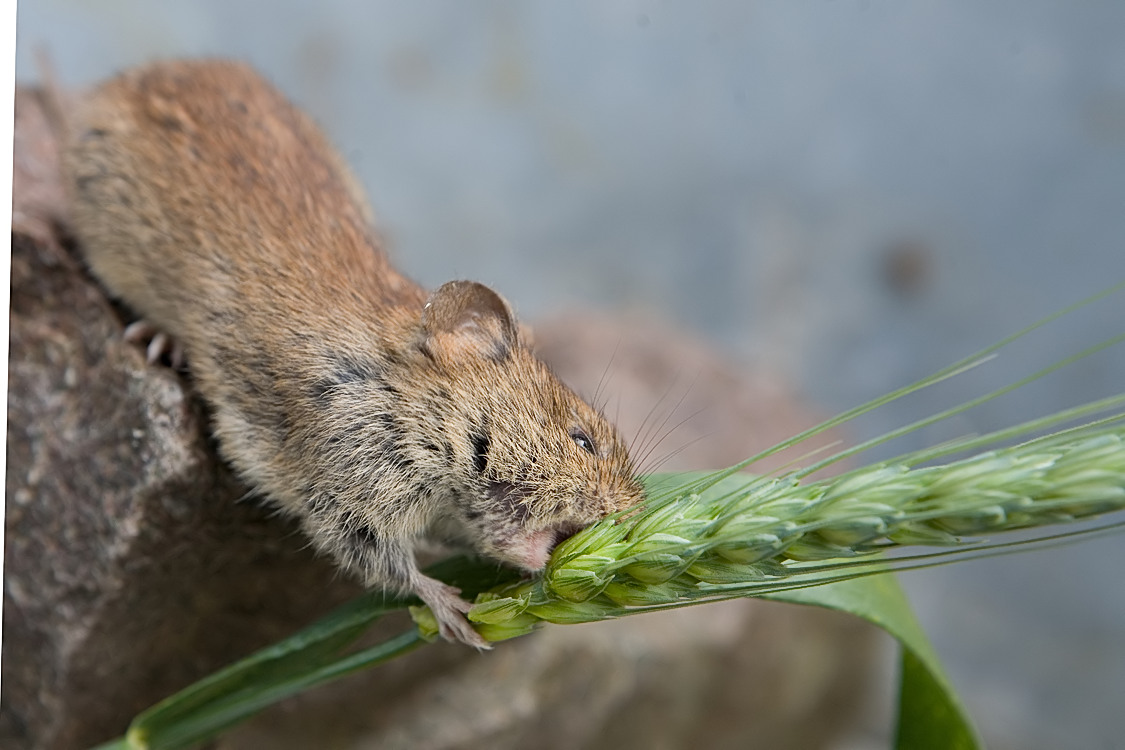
[4, 86, 877, 750]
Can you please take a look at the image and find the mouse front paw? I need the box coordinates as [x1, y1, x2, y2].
[414, 577, 491, 650]
[124, 320, 186, 369]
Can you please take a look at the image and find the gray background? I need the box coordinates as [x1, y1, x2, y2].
[15, 2, 1125, 748]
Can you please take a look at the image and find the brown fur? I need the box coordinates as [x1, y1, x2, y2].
[60, 60, 644, 647]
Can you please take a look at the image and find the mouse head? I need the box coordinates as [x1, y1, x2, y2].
[416, 281, 645, 572]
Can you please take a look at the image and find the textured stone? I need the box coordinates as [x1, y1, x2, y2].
[5, 86, 876, 750]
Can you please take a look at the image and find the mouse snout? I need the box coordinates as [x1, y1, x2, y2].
[503, 521, 587, 572]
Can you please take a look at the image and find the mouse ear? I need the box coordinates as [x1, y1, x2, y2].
[419, 281, 519, 361]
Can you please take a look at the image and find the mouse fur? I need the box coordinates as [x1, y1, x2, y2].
[59, 59, 644, 647]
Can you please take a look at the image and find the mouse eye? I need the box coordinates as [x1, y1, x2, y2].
[569, 427, 597, 456]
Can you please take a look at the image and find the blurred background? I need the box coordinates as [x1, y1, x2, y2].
[14, 1, 1125, 747]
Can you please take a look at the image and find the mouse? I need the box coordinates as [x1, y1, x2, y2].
[55, 59, 645, 648]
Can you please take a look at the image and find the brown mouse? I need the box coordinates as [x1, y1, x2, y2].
[57, 59, 644, 648]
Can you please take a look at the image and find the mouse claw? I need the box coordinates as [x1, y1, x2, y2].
[124, 320, 186, 369]
[416, 578, 491, 650]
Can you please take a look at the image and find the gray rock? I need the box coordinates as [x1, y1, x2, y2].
[5, 87, 877, 750]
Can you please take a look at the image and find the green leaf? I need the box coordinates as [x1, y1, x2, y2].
[120, 557, 517, 750]
[764, 575, 980, 750]
[128, 630, 424, 750]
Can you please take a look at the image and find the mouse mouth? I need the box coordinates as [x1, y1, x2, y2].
[550, 522, 584, 552]
[484, 482, 588, 569]
[497, 521, 587, 573]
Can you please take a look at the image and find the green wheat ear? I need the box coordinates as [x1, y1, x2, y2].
[410, 419, 1125, 642]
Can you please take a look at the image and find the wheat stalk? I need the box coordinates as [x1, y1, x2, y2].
[412, 419, 1125, 642]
